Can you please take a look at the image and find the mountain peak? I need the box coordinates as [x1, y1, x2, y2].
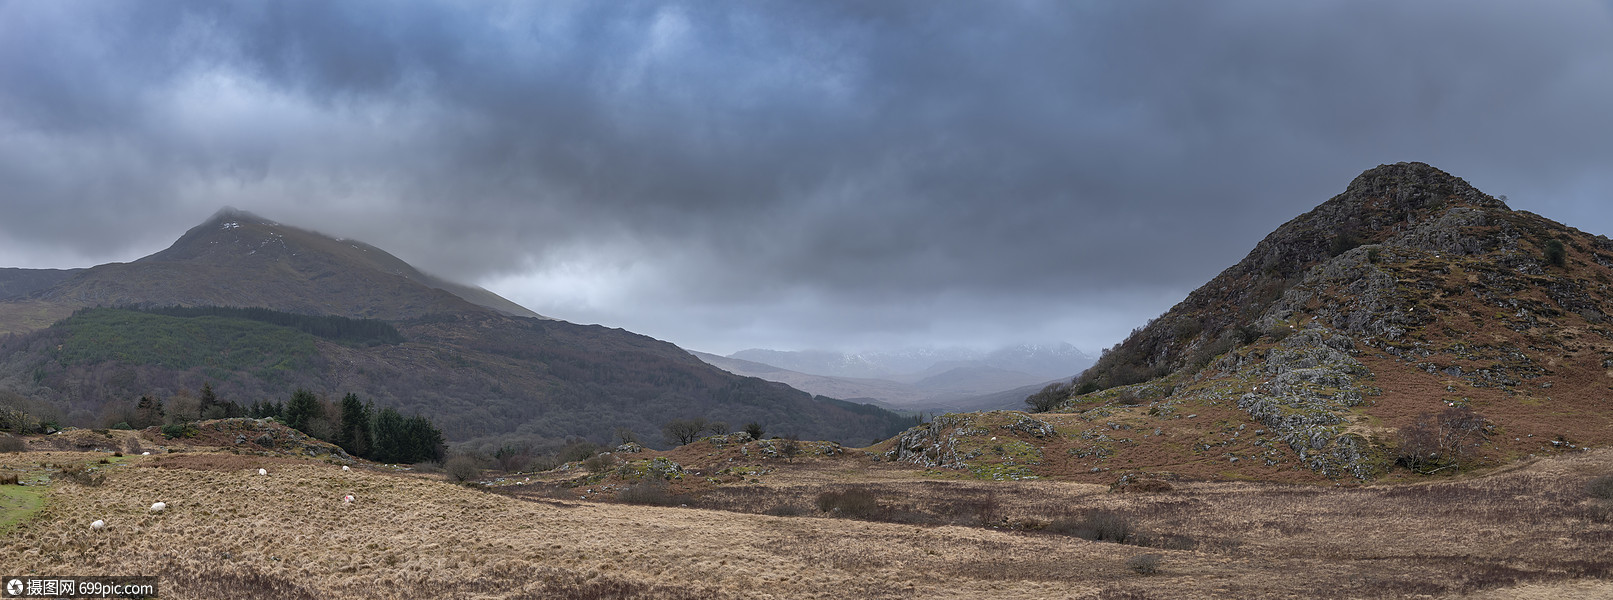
[205, 206, 275, 226]
[34, 209, 544, 320]
[1072, 162, 1524, 393]
[1340, 161, 1509, 212]
[1043, 163, 1613, 481]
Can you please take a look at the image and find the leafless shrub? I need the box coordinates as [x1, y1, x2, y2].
[1047, 510, 1134, 543]
[1396, 406, 1490, 474]
[779, 436, 801, 461]
[413, 460, 444, 474]
[815, 489, 882, 519]
[583, 454, 614, 473]
[444, 455, 482, 483]
[1113, 478, 1173, 493]
[556, 441, 603, 464]
[1, 474, 18, 485]
[494, 446, 532, 473]
[618, 476, 678, 506]
[1588, 475, 1613, 500]
[1126, 553, 1161, 575]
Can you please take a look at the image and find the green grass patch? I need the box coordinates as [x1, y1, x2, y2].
[0, 485, 45, 535]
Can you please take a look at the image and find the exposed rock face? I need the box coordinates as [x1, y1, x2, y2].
[885, 413, 992, 469]
[1224, 326, 1386, 479]
[883, 411, 1052, 480]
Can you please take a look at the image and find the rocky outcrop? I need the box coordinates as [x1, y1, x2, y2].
[189, 418, 354, 463]
[1216, 326, 1388, 479]
[883, 411, 1052, 480]
[1076, 162, 1509, 389]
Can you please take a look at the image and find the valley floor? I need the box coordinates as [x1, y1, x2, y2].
[2, 436, 1612, 599]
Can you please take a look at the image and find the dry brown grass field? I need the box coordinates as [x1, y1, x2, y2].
[3, 429, 1613, 599]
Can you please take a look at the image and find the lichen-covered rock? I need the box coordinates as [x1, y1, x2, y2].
[884, 414, 983, 469]
[1002, 414, 1056, 438]
[883, 412, 1046, 479]
[701, 432, 753, 448]
[644, 457, 683, 479]
[614, 442, 644, 454]
[1226, 325, 1389, 479]
[743, 438, 844, 459]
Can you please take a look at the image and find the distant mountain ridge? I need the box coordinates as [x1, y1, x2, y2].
[0, 209, 911, 448]
[695, 344, 1091, 412]
[729, 343, 1093, 381]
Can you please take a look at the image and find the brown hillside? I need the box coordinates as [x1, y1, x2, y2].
[894, 163, 1613, 483]
[21, 208, 529, 322]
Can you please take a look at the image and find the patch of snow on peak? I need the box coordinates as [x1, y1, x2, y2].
[221, 222, 240, 230]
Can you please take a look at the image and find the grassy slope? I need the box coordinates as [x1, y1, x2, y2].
[1, 438, 1611, 599]
[0, 486, 44, 535]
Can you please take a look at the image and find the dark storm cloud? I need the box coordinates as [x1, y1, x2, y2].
[2, 0, 1611, 353]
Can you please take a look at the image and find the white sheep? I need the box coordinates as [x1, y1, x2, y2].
[258, 468, 267, 476]
[341, 465, 350, 472]
[141, 451, 150, 456]
[150, 502, 166, 513]
[90, 519, 105, 530]
[342, 494, 354, 504]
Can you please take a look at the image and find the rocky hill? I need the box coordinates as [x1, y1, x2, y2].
[889, 163, 1613, 483]
[0, 211, 911, 449]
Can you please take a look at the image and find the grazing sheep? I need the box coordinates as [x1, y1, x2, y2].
[150, 502, 166, 512]
[342, 494, 354, 504]
[141, 452, 150, 456]
[90, 520, 104, 530]
[341, 465, 350, 472]
[258, 468, 267, 476]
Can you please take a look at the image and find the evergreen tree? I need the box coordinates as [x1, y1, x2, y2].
[134, 395, 165, 428]
[402, 414, 446, 463]
[370, 407, 406, 463]
[366, 406, 445, 464]
[283, 389, 322, 435]
[250, 400, 285, 420]
[336, 393, 373, 457]
[1545, 239, 1567, 267]
[197, 383, 245, 419]
[199, 383, 217, 412]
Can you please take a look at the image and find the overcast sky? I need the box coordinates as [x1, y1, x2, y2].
[3, 1, 1612, 355]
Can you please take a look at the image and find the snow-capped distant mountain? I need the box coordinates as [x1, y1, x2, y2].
[729, 343, 1095, 382]
[981, 343, 1096, 379]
